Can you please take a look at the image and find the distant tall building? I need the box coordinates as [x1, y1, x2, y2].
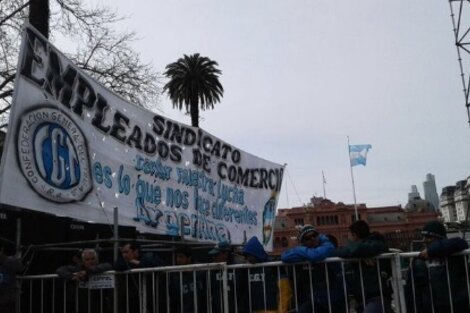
[441, 186, 458, 222]
[440, 176, 470, 223]
[423, 173, 439, 212]
[454, 180, 469, 221]
[408, 185, 420, 201]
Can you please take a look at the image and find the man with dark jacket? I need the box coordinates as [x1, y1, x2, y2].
[281, 225, 346, 313]
[114, 242, 164, 270]
[56, 249, 112, 313]
[406, 220, 469, 313]
[242, 236, 279, 313]
[114, 242, 164, 313]
[334, 220, 391, 313]
[57, 248, 112, 281]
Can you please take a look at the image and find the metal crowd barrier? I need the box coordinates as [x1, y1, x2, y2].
[16, 250, 470, 313]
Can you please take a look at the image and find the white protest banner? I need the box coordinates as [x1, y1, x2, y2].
[0, 25, 284, 250]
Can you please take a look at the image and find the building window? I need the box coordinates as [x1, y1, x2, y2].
[316, 215, 339, 225]
[274, 237, 281, 248]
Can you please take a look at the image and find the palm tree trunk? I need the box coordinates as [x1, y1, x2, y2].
[29, 0, 50, 38]
[190, 97, 199, 128]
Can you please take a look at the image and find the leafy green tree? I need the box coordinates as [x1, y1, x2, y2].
[163, 53, 223, 128]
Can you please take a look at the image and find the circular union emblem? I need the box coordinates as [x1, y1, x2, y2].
[17, 107, 92, 203]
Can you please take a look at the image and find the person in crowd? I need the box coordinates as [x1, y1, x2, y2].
[72, 249, 83, 267]
[242, 236, 279, 313]
[405, 220, 470, 313]
[56, 248, 112, 313]
[115, 241, 165, 313]
[326, 233, 339, 248]
[281, 225, 345, 313]
[57, 248, 112, 282]
[114, 241, 164, 270]
[170, 246, 207, 313]
[334, 220, 392, 313]
[210, 241, 249, 313]
[0, 242, 23, 313]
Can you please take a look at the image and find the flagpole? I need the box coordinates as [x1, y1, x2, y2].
[348, 136, 359, 220]
[322, 170, 327, 199]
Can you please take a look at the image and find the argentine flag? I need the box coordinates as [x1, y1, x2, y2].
[349, 144, 372, 167]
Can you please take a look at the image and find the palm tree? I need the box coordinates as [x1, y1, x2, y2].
[163, 53, 224, 128]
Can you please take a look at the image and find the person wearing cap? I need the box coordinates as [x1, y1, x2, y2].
[281, 225, 345, 313]
[281, 225, 334, 263]
[209, 241, 249, 313]
[333, 220, 392, 313]
[405, 220, 469, 313]
[242, 236, 279, 313]
[209, 241, 233, 263]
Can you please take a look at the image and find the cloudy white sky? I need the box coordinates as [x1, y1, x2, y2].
[88, 0, 470, 209]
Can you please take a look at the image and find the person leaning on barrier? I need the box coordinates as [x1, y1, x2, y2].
[56, 249, 112, 313]
[169, 245, 208, 313]
[281, 225, 346, 313]
[209, 241, 249, 313]
[333, 220, 392, 313]
[0, 242, 23, 313]
[114, 241, 165, 270]
[242, 236, 279, 313]
[405, 220, 470, 313]
[114, 242, 165, 313]
[57, 249, 112, 282]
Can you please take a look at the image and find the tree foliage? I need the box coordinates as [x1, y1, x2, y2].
[0, 0, 161, 129]
[163, 53, 223, 128]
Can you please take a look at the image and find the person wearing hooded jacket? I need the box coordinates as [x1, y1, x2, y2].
[281, 225, 334, 263]
[281, 225, 346, 313]
[242, 236, 279, 313]
[405, 220, 470, 313]
[333, 220, 392, 313]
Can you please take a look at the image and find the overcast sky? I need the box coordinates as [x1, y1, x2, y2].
[89, 0, 470, 209]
